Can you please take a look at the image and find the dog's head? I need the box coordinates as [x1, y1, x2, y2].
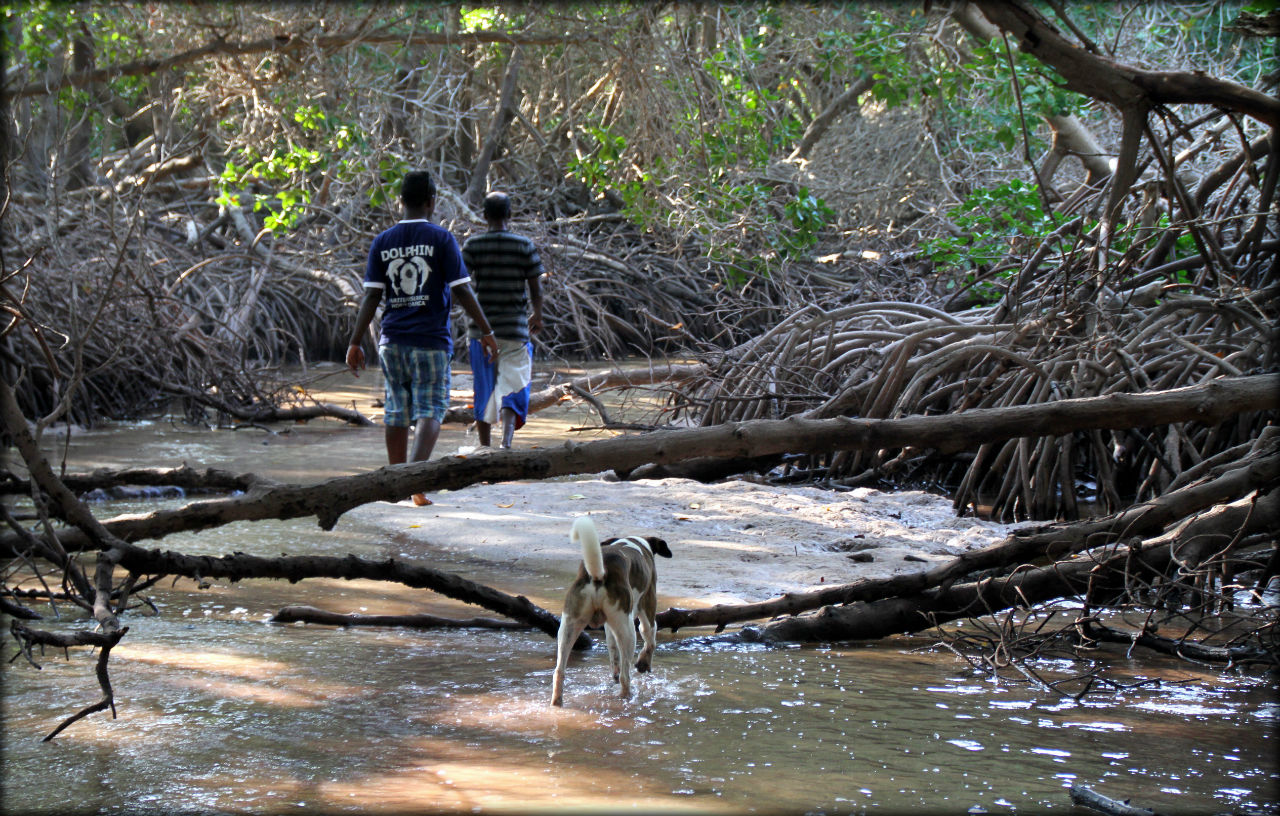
[646, 536, 673, 559]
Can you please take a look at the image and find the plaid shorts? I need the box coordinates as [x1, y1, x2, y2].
[377, 343, 450, 427]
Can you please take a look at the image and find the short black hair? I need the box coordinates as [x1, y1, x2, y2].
[482, 191, 511, 221]
[401, 170, 436, 208]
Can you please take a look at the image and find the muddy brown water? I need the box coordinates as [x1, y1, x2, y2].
[3, 363, 1277, 815]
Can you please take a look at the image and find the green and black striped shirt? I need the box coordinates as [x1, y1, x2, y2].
[461, 230, 544, 342]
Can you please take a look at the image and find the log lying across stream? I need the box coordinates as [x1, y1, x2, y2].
[8, 373, 1275, 555]
[657, 435, 1280, 634]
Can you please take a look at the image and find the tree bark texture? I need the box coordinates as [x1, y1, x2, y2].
[0, 464, 278, 498]
[465, 45, 523, 207]
[109, 546, 584, 647]
[1069, 785, 1164, 816]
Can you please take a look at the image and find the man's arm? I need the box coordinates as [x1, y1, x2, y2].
[527, 275, 544, 334]
[346, 288, 383, 376]
[453, 283, 499, 360]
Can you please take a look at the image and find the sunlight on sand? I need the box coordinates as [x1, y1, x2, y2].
[675, 537, 777, 555]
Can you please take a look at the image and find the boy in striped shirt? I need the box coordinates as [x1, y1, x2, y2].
[462, 192, 545, 449]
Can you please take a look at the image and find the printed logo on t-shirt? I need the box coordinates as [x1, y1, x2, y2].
[384, 246, 435, 306]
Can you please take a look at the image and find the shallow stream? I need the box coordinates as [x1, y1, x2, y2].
[4, 364, 1276, 814]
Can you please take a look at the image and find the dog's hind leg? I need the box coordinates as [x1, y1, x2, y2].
[551, 617, 586, 707]
[603, 607, 636, 699]
[604, 625, 621, 684]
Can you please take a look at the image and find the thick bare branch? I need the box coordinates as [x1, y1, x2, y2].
[6, 373, 1274, 554]
[5, 28, 588, 100]
[974, 0, 1280, 128]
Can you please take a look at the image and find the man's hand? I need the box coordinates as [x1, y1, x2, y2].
[529, 310, 544, 335]
[480, 333, 500, 362]
[346, 343, 366, 376]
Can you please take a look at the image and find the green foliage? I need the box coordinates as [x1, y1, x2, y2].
[5, 3, 151, 149]
[923, 180, 1052, 302]
[564, 7, 841, 291]
[8, 1, 80, 73]
[917, 35, 1091, 159]
[855, 10, 936, 109]
[566, 125, 628, 193]
[783, 188, 837, 256]
[372, 155, 412, 208]
[217, 146, 317, 234]
[217, 100, 386, 233]
[218, 137, 324, 234]
[459, 7, 502, 30]
[699, 183, 836, 288]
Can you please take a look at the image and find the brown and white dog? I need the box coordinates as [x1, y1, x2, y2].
[550, 515, 672, 707]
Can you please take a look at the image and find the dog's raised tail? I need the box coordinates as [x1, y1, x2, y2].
[571, 516, 605, 581]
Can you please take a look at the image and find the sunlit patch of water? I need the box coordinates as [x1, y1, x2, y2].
[10, 576, 1276, 815]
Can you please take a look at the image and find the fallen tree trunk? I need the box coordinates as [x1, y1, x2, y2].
[1069, 785, 1165, 816]
[0, 378, 588, 649]
[691, 488, 1280, 648]
[271, 604, 530, 630]
[166, 382, 375, 427]
[229, 401, 374, 426]
[108, 546, 585, 648]
[6, 373, 1274, 554]
[974, 0, 1280, 129]
[0, 464, 279, 497]
[656, 439, 1280, 632]
[1081, 619, 1271, 666]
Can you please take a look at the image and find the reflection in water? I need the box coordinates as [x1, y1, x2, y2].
[6, 379, 1278, 815]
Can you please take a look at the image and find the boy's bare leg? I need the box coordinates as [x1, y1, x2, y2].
[385, 426, 410, 465]
[476, 420, 492, 447]
[410, 417, 440, 461]
[499, 407, 516, 449]
[408, 417, 440, 506]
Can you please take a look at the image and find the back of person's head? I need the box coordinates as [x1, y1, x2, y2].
[401, 171, 436, 208]
[483, 191, 511, 222]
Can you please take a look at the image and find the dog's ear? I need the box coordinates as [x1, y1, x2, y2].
[647, 537, 672, 558]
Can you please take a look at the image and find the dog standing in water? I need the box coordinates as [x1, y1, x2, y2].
[550, 516, 672, 706]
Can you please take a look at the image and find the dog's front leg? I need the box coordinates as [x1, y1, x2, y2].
[635, 613, 657, 674]
[551, 617, 586, 707]
[635, 591, 658, 673]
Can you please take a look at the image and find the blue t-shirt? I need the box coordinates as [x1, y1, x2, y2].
[364, 219, 470, 352]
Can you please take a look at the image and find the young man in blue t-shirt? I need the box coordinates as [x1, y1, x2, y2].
[346, 170, 499, 506]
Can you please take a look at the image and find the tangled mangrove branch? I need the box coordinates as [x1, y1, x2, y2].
[668, 90, 1277, 520]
